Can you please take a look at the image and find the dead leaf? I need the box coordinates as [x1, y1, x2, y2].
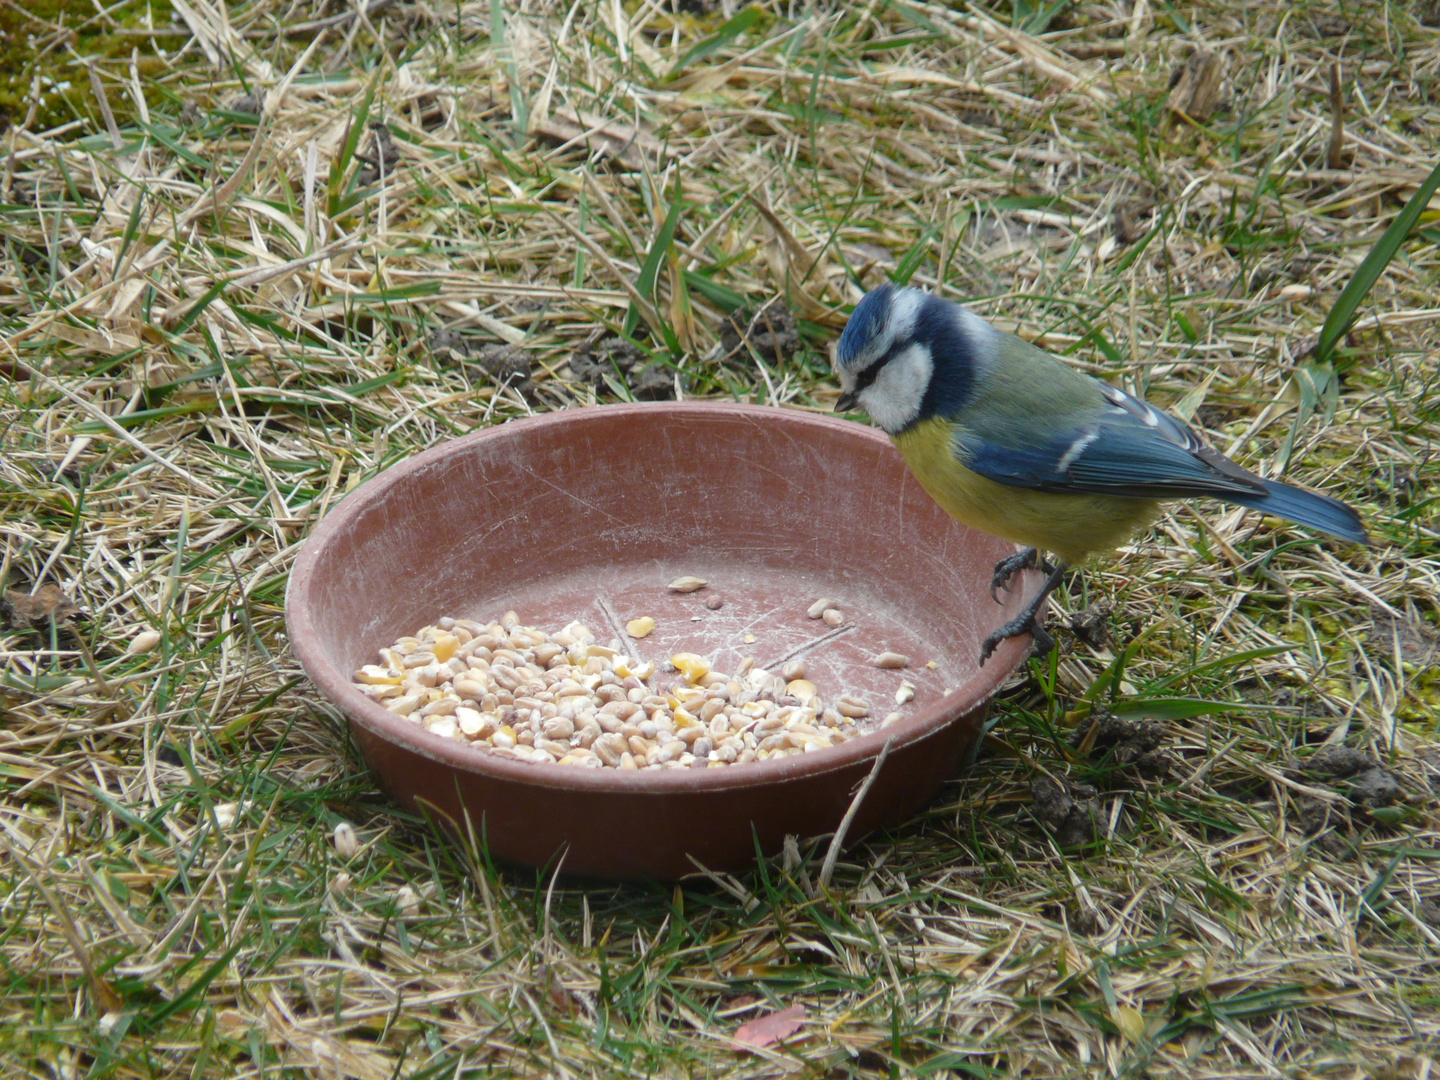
[732, 1004, 807, 1052]
[529, 109, 669, 171]
[2, 585, 81, 630]
[1112, 1003, 1146, 1044]
[1369, 607, 1439, 670]
[536, 963, 578, 1018]
[45, 321, 143, 355]
[746, 195, 839, 323]
[1165, 49, 1224, 123]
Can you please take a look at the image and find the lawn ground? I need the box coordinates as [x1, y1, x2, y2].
[1, 0, 1438, 1076]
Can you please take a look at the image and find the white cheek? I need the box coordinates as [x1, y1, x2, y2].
[859, 344, 932, 434]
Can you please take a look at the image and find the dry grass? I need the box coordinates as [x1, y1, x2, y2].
[2, 0, 1438, 1076]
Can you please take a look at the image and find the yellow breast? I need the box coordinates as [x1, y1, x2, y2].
[892, 418, 1159, 566]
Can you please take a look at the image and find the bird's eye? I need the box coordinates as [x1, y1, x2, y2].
[853, 363, 883, 395]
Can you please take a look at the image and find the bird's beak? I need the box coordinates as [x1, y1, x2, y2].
[834, 390, 857, 413]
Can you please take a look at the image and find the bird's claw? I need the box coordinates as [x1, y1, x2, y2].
[989, 548, 1049, 603]
[979, 612, 1055, 666]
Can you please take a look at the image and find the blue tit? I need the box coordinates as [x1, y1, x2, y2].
[833, 282, 1369, 664]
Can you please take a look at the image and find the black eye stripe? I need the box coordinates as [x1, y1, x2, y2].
[853, 342, 901, 393]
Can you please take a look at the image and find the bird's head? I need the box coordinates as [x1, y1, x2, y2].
[833, 282, 935, 434]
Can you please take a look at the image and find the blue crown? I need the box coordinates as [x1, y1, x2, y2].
[836, 282, 896, 369]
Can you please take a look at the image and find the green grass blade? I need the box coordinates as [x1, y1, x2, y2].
[1314, 156, 1440, 364]
[143, 941, 244, 1026]
[682, 270, 747, 313]
[665, 5, 763, 80]
[326, 72, 379, 216]
[623, 175, 684, 339]
[113, 189, 146, 280]
[1110, 204, 1168, 275]
[492, 0, 528, 142]
[890, 223, 938, 286]
[1109, 698, 1255, 721]
[880, 0, 943, 33]
[175, 280, 227, 334]
[1141, 643, 1293, 693]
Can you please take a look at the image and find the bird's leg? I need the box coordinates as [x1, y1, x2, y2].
[979, 561, 1068, 666]
[989, 547, 1057, 603]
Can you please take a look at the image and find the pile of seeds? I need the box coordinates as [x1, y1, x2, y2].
[351, 612, 915, 769]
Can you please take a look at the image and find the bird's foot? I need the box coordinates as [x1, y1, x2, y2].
[980, 559, 1068, 667]
[979, 611, 1055, 666]
[989, 548, 1056, 603]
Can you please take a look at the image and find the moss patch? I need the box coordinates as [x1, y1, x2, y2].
[0, 0, 181, 130]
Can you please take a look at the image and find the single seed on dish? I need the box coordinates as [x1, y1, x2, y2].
[835, 694, 870, 718]
[895, 681, 916, 705]
[432, 633, 458, 662]
[781, 659, 804, 680]
[355, 665, 403, 685]
[881, 712, 903, 728]
[822, 608, 844, 628]
[386, 692, 426, 716]
[872, 652, 910, 669]
[806, 597, 836, 619]
[671, 653, 711, 684]
[705, 596, 723, 610]
[786, 678, 817, 700]
[593, 733, 627, 766]
[668, 576, 707, 593]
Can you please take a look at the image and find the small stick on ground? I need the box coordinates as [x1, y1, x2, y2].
[1327, 62, 1346, 170]
[818, 737, 892, 890]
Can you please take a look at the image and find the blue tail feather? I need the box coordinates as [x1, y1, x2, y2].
[1227, 480, 1368, 544]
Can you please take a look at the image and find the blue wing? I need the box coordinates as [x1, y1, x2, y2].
[955, 380, 1368, 543]
[958, 381, 1263, 500]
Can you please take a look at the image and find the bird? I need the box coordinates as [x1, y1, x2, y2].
[832, 282, 1368, 665]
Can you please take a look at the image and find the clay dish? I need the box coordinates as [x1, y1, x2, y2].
[286, 402, 1042, 879]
